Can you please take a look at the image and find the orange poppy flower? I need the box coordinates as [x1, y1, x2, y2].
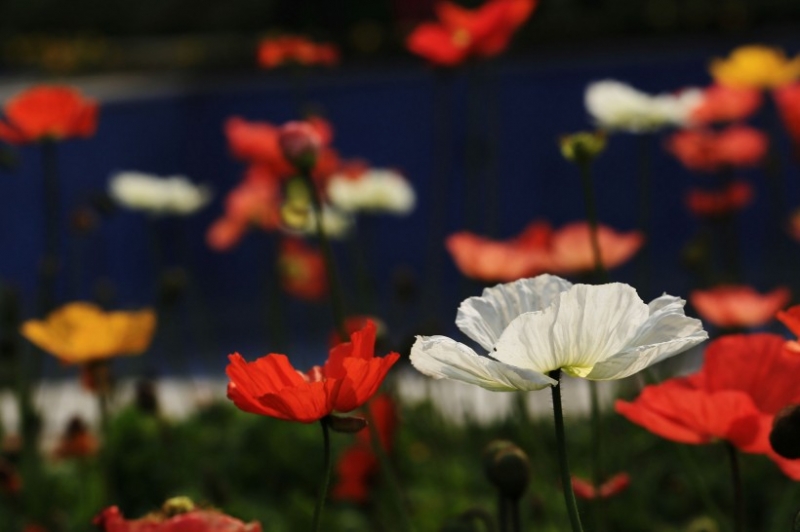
[685, 180, 754, 217]
[690, 85, 762, 125]
[0, 85, 98, 144]
[710, 45, 800, 89]
[406, 0, 536, 66]
[446, 221, 643, 282]
[617, 334, 800, 479]
[95, 500, 261, 532]
[666, 126, 768, 173]
[21, 302, 156, 364]
[774, 82, 800, 147]
[258, 36, 339, 69]
[278, 238, 328, 301]
[690, 285, 790, 328]
[226, 321, 399, 423]
[54, 416, 98, 459]
[571, 472, 630, 500]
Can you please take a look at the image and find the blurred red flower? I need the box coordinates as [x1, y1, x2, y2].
[258, 36, 339, 68]
[278, 238, 328, 300]
[690, 85, 762, 125]
[666, 126, 768, 173]
[616, 333, 800, 479]
[226, 321, 399, 423]
[54, 416, 98, 459]
[0, 85, 98, 144]
[406, 0, 536, 66]
[685, 180, 754, 217]
[690, 285, 790, 328]
[774, 83, 800, 147]
[332, 394, 398, 503]
[446, 220, 643, 282]
[0, 458, 21, 494]
[777, 304, 800, 352]
[225, 116, 335, 180]
[94, 505, 261, 532]
[571, 472, 630, 500]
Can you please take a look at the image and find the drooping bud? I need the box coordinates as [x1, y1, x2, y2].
[278, 121, 322, 173]
[482, 440, 530, 500]
[559, 130, 607, 165]
[770, 404, 800, 459]
[281, 176, 313, 230]
[327, 414, 368, 434]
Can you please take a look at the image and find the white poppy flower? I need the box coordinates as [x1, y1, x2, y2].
[585, 80, 703, 133]
[410, 274, 708, 391]
[327, 169, 416, 215]
[109, 171, 212, 216]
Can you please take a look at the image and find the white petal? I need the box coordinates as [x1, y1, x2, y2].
[630, 295, 706, 347]
[410, 336, 555, 392]
[585, 331, 708, 380]
[493, 283, 650, 377]
[456, 275, 572, 351]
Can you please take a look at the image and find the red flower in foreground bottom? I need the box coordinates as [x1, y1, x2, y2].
[0, 85, 98, 144]
[226, 321, 399, 423]
[571, 472, 630, 500]
[94, 500, 261, 532]
[616, 334, 800, 479]
[690, 285, 790, 328]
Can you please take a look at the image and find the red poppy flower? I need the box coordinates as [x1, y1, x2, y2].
[685, 180, 754, 217]
[329, 315, 387, 348]
[690, 285, 790, 328]
[225, 117, 338, 182]
[226, 321, 399, 423]
[277, 238, 328, 301]
[332, 394, 398, 503]
[616, 333, 800, 479]
[571, 472, 630, 500]
[94, 505, 261, 532]
[774, 83, 800, 148]
[446, 220, 643, 282]
[666, 126, 768, 173]
[777, 305, 800, 352]
[406, 0, 536, 67]
[258, 36, 339, 68]
[690, 85, 762, 125]
[0, 85, 98, 144]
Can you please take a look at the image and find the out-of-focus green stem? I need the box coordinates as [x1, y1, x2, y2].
[549, 369, 585, 532]
[312, 418, 332, 532]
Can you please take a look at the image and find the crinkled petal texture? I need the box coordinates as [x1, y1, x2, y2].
[411, 275, 707, 391]
[226, 321, 399, 423]
[617, 333, 800, 480]
[20, 302, 156, 364]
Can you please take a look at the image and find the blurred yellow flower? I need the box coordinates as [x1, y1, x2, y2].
[21, 302, 156, 364]
[711, 45, 800, 89]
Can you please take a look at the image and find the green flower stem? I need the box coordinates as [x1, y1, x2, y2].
[577, 161, 607, 284]
[589, 380, 603, 531]
[497, 494, 509, 532]
[726, 442, 745, 532]
[300, 171, 348, 341]
[509, 498, 521, 532]
[364, 407, 415, 532]
[312, 417, 332, 532]
[636, 134, 652, 298]
[549, 369, 585, 532]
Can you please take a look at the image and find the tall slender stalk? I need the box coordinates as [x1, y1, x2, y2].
[312, 418, 332, 532]
[636, 134, 652, 298]
[725, 442, 744, 532]
[549, 369, 585, 532]
[300, 171, 348, 340]
[577, 161, 607, 283]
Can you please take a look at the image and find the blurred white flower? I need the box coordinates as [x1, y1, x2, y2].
[585, 80, 703, 133]
[109, 171, 212, 216]
[327, 169, 416, 215]
[411, 274, 707, 391]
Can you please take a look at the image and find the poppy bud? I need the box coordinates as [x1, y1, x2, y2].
[559, 131, 607, 165]
[278, 121, 322, 173]
[327, 414, 368, 434]
[770, 404, 800, 459]
[482, 440, 530, 500]
[162, 496, 195, 517]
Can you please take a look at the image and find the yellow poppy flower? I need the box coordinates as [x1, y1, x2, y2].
[21, 302, 156, 364]
[710, 45, 800, 89]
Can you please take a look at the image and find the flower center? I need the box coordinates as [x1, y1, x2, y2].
[451, 28, 471, 49]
